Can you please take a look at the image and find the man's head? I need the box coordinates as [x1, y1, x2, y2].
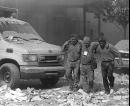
[83, 36, 91, 48]
[70, 34, 78, 45]
[98, 33, 107, 49]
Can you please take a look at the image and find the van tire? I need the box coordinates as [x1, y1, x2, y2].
[0, 63, 20, 89]
[40, 77, 59, 87]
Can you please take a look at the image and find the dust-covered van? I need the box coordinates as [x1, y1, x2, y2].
[0, 14, 65, 88]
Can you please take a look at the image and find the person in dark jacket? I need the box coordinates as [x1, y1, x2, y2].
[79, 36, 96, 93]
[62, 34, 82, 91]
[93, 33, 123, 94]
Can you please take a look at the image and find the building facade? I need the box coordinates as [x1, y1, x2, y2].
[0, 0, 129, 45]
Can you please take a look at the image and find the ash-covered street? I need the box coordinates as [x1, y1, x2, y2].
[0, 68, 129, 106]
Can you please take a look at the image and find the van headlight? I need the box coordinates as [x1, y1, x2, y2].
[23, 54, 38, 62]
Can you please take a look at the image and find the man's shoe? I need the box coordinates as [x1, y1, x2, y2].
[83, 89, 91, 94]
[73, 87, 79, 92]
[87, 90, 91, 94]
[110, 88, 114, 94]
[69, 85, 74, 91]
[73, 84, 80, 92]
[105, 90, 110, 95]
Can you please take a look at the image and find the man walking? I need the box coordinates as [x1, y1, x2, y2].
[79, 36, 96, 93]
[62, 34, 82, 91]
[93, 34, 123, 94]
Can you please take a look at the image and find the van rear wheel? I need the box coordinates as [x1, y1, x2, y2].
[40, 77, 59, 87]
[0, 63, 20, 89]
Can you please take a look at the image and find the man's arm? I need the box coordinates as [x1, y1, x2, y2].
[90, 42, 100, 62]
[90, 42, 100, 61]
[62, 40, 70, 52]
[91, 42, 99, 54]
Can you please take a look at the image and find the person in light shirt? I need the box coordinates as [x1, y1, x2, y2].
[79, 36, 96, 93]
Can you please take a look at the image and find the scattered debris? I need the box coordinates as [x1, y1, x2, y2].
[114, 74, 129, 86]
[0, 74, 129, 106]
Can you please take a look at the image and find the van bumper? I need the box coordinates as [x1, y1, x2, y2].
[20, 66, 65, 79]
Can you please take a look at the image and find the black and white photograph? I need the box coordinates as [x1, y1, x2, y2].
[0, 0, 129, 106]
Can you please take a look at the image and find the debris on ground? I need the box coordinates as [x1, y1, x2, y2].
[0, 74, 129, 106]
[0, 86, 129, 106]
[114, 73, 129, 86]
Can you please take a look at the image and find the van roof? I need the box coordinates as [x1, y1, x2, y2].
[0, 17, 26, 25]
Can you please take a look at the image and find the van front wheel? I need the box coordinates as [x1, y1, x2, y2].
[0, 63, 20, 89]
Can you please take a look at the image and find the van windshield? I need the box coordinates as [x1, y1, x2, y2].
[0, 19, 43, 41]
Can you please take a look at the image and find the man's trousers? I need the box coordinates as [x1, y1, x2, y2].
[101, 61, 115, 92]
[79, 64, 94, 92]
[65, 60, 80, 88]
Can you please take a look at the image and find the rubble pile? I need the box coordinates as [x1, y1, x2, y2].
[0, 73, 129, 106]
[0, 84, 129, 106]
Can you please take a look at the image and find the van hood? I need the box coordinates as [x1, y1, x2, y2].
[13, 41, 61, 54]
